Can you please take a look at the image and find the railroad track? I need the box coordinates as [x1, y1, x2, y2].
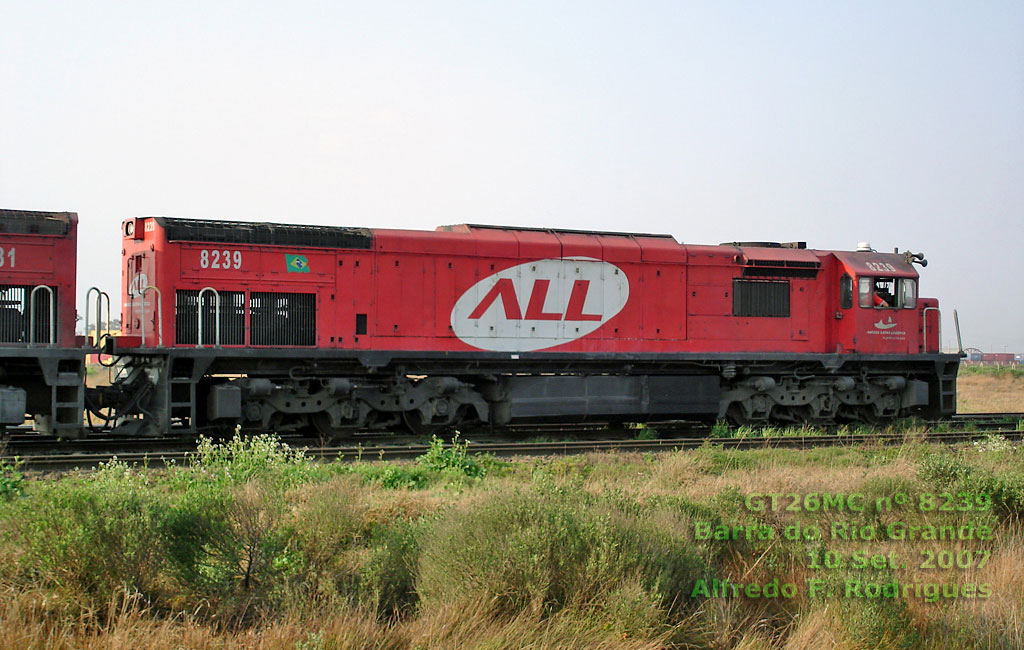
[949, 412, 1024, 428]
[4, 411, 1020, 452]
[952, 412, 1024, 420]
[5, 427, 1022, 473]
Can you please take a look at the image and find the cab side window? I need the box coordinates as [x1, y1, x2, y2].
[840, 274, 853, 309]
[858, 277, 873, 308]
[859, 276, 913, 309]
[901, 279, 916, 309]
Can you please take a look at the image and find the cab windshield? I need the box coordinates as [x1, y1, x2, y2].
[858, 277, 916, 309]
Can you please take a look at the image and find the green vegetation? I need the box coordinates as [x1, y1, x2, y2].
[0, 456, 24, 501]
[631, 423, 660, 440]
[417, 487, 705, 622]
[0, 434, 1021, 648]
[416, 433, 483, 477]
[920, 436, 1024, 521]
[708, 417, 933, 439]
[959, 364, 1024, 380]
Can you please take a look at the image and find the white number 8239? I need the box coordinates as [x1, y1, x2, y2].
[199, 249, 242, 270]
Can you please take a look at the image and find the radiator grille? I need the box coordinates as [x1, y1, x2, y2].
[0, 285, 55, 343]
[0, 210, 72, 236]
[741, 266, 820, 278]
[250, 292, 316, 346]
[732, 279, 790, 318]
[175, 290, 245, 345]
[157, 218, 373, 249]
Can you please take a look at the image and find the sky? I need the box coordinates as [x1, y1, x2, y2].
[1, 0, 1022, 352]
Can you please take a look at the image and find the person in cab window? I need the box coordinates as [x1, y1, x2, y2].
[873, 280, 893, 308]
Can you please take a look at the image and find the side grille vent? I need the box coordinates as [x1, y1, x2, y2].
[175, 290, 245, 345]
[0, 285, 55, 343]
[733, 279, 790, 318]
[250, 292, 316, 346]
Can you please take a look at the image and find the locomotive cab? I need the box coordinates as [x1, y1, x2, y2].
[832, 250, 932, 355]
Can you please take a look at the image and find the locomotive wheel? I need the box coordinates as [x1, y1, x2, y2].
[787, 405, 836, 428]
[854, 405, 886, 427]
[311, 412, 358, 444]
[402, 410, 447, 437]
[725, 403, 765, 428]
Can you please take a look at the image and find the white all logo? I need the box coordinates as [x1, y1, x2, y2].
[128, 272, 149, 297]
[450, 257, 629, 352]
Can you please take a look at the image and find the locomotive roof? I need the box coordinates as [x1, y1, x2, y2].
[833, 251, 919, 277]
[152, 217, 374, 250]
[0, 209, 75, 236]
[438, 223, 677, 240]
[725, 244, 822, 278]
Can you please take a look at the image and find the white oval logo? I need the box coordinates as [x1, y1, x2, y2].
[128, 272, 149, 297]
[450, 257, 629, 352]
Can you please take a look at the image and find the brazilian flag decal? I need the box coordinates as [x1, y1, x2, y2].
[285, 254, 310, 273]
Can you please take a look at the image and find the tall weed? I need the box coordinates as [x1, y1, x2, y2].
[350, 462, 429, 489]
[416, 433, 483, 478]
[8, 459, 165, 605]
[0, 456, 24, 501]
[188, 433, 323, 487]
[918, 449, 1024, 520]
[161, 481, 294, 615]
[360, 521, 422, 618]
[416, 489, 706, 619]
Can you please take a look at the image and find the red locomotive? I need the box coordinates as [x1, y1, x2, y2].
[95, 216, 959, 437]
[0, 210, 86, 435]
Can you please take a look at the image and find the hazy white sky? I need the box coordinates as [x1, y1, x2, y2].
[1, 1, 1021, 351]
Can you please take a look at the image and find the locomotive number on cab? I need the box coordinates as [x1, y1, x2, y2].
[199, 249, 242, 270]
[0, 247, 15, 268]
[864, 261, 897, 273]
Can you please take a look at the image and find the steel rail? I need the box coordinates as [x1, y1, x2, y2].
[3, 411, 1021, 455]
[3, 414, 1022, 459]
[8, 429, 1022, 473]
[951, 412, 1024, 421]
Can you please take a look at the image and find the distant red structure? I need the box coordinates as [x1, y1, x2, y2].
[964, 349, 1021, 365]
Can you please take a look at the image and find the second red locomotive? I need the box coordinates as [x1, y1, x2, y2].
[0, 210, 85, 436]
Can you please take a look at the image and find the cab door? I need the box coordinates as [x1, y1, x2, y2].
[123, 251, 155, 344]
[831, 269, 857, 353]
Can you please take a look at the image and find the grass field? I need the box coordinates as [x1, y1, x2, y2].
[0, 365, 1016, 649]
[956, 365, 1024, 413]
